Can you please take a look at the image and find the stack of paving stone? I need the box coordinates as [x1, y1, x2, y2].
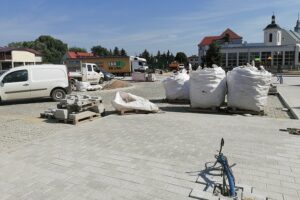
[41, 94, 105, 124]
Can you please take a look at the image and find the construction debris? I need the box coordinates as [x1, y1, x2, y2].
[268, 84, 278, 95]
[41, 94, 105, 124]
[103, 80, 132, 90]
[132, 72, 156, 82]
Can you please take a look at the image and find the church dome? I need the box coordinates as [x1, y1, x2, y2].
[264, 14, 281, 30]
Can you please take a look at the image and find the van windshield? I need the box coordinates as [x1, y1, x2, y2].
[138, 61, 147, 66]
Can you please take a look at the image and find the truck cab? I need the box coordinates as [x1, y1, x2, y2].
[81, 63, 104, 83]
[130, 57, 149, 72]
[68, 63, 104, 87]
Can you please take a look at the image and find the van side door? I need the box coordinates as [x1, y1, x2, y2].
[1, 69, 31, 100]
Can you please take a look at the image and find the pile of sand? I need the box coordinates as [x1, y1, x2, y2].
[102, 80, 132, 90]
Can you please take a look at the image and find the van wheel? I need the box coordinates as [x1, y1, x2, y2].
[51, 88, 66, 101]
[99, 77, 104, 84]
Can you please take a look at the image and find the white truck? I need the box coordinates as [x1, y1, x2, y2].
[130, 56, 149, 72]
[68, 63, 104, 87]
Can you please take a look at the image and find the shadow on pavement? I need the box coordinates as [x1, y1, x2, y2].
[0, 98, 53, 106]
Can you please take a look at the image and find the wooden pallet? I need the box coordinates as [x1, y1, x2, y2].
[188, 106, 222, 114]
[68, 111, 100, 125]
[163, 99, 190, 104]
[227, 107, 264, 116]
[118, 109, 158, 115]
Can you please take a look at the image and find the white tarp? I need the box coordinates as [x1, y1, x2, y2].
[111, 91, 159, 113]
[76, 81, 102, 91]
[76, 81, 90, 92]
[190, 65, 226, 108]
[87, 85, 102, 91]
[227, 65, 272, 112]
[162, 69, 190, 100]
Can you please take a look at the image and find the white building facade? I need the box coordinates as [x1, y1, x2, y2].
[198, 15, 300, 71]
[0, 47, 42, 70]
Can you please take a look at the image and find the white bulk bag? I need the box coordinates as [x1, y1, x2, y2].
[227, 65, 271, 112]
[111, 91, 159, 113]
[76, 81, 91, 92]
[162, 69, 190, 100]
[190, 65, 226, 108]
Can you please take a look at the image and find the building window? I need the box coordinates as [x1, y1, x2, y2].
[284, 51, 295, 67]
[261, 52, 271, 67]
[220, 53, 226, 67]
[238, 52, 248, 66]
[269, 33, 273, 42]
[273, 51, 283, 67]
[250, 52, 260, 62]
[227, 53, 237, 68]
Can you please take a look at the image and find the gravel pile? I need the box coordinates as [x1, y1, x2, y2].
[102, 80, 132, 90]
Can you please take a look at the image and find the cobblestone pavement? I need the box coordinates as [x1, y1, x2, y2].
[0, 79, 165, 152]
[0, 76, 300, 200]
[0, 76, 293, 152]
[0, 109, 300, 200]
[276, 76, 300, 119]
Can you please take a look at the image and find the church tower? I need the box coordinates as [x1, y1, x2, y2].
[294, 14, 300, 33]
[264, 14, 282, 46]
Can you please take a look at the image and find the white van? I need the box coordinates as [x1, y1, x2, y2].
[0, 65, 71, 102]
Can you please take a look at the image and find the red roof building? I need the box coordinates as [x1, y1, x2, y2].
[66, 51, 95, 59]
[198, 28, 242, 47]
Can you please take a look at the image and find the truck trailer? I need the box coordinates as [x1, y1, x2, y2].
[64, 56, 148, 76]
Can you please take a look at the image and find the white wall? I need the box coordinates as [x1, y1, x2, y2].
[12, 51, 36, 62]
[264, 29, 282, 46]
[35, 56, 42, 63]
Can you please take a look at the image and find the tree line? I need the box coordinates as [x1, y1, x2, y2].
[138, 50, 188, 69]
[7, 35, 189, 68]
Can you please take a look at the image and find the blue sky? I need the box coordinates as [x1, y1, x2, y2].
[0, 0, 300, 56]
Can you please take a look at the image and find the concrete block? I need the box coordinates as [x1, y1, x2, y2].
[89, 104, 105, 114]
[54, 109, 68, 120]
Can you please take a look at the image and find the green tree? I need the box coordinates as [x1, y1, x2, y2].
[139, 49, 150, 61]
[91, 45, 110, 56]
[9, 35, 68, 64]
[204, 42, 221, 67]
[120, 48, 127, 56]
[68, 46, 87, 52]
[35, 35, 68, 64]
[8, 41, 34, 48]
[113, 47, 120, 56]
[175, 52, 188, 64]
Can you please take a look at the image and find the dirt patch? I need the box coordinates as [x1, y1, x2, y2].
[102, 80, 132, 90]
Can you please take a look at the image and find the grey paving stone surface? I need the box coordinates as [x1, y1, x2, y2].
[0, 75, 300, 199]
[277, 78, 300, 119]
[0, 109, 300, 199]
